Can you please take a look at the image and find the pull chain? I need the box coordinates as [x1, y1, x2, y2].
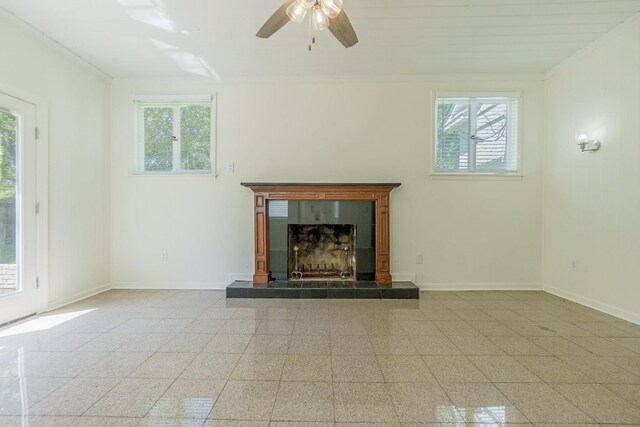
[308, 13, 316, 51]
[308, 13, 312, 51]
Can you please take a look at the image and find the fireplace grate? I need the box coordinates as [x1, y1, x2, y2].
[288, 224, 357, 281]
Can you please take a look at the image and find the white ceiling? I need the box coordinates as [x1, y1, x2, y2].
[1, 0, 639, 81]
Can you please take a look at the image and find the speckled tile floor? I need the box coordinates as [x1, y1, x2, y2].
[1, 289, 639, 426]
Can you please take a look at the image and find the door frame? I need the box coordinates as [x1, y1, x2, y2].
[0, 83, 49, 316]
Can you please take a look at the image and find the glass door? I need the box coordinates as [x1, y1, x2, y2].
[0, 92, 38, 324]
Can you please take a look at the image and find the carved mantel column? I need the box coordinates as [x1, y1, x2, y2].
[375, 192, 392, 285]
[253, 192, 270, 285]
[241, 183, 401, 287]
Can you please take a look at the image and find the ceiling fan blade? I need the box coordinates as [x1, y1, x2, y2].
[328, 9, 359, 48]
[256, 0, 296, 39]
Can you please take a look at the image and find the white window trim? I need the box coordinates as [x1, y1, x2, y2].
[133, 94, 213, 102]
[131, 94, 217, 177]
[430, 91, 523, 180]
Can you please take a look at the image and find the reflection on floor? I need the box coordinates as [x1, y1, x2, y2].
[0, 289, 639, 426]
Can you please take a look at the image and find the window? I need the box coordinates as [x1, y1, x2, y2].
[434, 93, 519, 174]
[268, 200, 289, 218]
[134, 95, 214, 173]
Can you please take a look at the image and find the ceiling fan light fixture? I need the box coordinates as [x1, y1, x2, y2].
[311, 5, 328, 31]
[286, 1, 308, 24]
[320, 0, 343, 19]
[257, 0, 357, 48]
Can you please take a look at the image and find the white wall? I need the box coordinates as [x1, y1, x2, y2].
[111, 78, 544, 289]
[543, 17, 640, 323]
[0, 14, 111, 308]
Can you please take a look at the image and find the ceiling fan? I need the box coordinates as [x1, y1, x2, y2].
[256, 0, 358, 48]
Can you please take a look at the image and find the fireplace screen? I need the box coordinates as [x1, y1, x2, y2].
[288, 224, 357, 281]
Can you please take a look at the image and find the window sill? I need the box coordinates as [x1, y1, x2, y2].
[129, 171, 217, 178]
[430, 173, 523, 181]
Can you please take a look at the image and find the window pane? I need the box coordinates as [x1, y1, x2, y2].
[474, 102, 508, 170]
[180, 105, 211, 171]
[144, 107, 173, 171]
[0, 111, 17, 294]
[435, 95, 518, 174]
[436, 102, 470, 171]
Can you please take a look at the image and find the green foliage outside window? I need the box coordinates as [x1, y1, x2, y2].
[0, 111, 16, 263]
[141, 103, 211, 172]
[180, 105, 211, 171]
[144, 107, 173, 171]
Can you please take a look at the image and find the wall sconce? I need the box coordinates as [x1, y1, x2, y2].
[577, 133, 601, 152]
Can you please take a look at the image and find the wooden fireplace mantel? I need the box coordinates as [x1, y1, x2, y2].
[241, 182, 401, 286]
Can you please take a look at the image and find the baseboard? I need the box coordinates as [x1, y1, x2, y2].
[544, 285, 640, 325]
[392, 273, 417, 282]
[112, 281, 227, 290]
[229, 273, 252, 282]
[417, 282, 542, 291]
[46, 283, 111, 312]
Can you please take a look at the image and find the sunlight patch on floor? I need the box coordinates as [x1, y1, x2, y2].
[0, 309, 95, 338]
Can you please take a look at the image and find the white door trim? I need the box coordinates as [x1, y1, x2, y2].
[0, 83, 49, 316]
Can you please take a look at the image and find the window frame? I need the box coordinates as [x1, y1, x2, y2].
[430, 91, 523, 180]
[133, 94, 216, 176]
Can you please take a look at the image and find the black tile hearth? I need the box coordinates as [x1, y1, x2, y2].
[226, 280, 419, 299]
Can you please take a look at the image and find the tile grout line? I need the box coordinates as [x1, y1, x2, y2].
[418, 345, 468, 424]
[142, 317, 219, 421]
[329, 314, 336, 424]
[267, 326, 288, 423]
[205, 317, 256, 422]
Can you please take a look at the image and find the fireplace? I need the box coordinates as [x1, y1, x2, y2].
[269, 199, 374, 281]
[288, 224, 357, 281]
[241, 183, 401, 286]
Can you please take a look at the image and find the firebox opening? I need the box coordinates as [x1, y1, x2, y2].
[268, 200, 375, 281]
[288, 224, 357, 281]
